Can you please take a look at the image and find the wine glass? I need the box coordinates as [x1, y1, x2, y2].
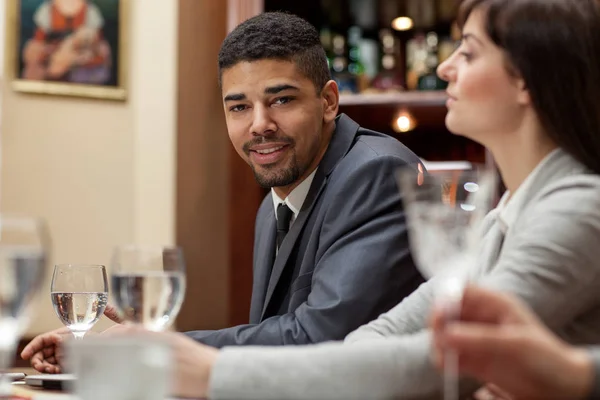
[0, 215, 49, 393]
[50, 264, 109, 340]
[110, 245, 186, 331]
[397, 164, 498, 286]
[397, 164, 498, 400]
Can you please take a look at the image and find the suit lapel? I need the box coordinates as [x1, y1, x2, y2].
[261, 171, 327, 318]
[250, 210, 277, 323]
[260, 114, 361, 319]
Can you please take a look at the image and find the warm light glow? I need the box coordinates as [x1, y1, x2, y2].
[397, 116, 411, 131]
[392, 110, 417, 133]
[392, 17, 414, 31]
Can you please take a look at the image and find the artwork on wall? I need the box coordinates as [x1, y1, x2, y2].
[6, 0, 127, 100]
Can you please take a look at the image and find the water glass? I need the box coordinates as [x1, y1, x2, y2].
[110, 245, 186, 331]
[51, 264, 109, 339]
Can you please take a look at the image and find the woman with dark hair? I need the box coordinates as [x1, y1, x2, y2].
[20, 1, 600, 398]
[439, 0, 600, 185]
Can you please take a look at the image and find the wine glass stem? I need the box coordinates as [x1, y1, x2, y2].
[444, 348, 459, 400]
[72, 331, 86, 340]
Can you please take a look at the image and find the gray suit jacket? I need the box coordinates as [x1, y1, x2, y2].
[208, 149, 600, 399]
[185, 114, 425, 348]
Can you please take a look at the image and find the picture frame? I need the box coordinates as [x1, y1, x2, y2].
[5, 0, 128, 101]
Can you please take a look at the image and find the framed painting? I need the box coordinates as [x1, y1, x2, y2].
[5, 0, 128, 100]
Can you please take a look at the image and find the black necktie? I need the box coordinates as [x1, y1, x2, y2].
[276, 203, 293, 250]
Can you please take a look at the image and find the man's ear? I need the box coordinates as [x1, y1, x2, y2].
[321, 80, 339, 124]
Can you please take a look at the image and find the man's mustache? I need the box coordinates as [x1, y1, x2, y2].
[243, 137, 294, 154]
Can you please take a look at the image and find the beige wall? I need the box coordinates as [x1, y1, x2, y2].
[0, 0, 178, 335]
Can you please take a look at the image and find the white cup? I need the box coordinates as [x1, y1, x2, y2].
[67, 336, 172, 400]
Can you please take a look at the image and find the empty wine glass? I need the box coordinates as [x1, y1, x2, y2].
[51, 264, 109, 339]
[0, 215, 49, 393]
[110, 245, 186, 331]
[397, 164, 498, 400]
[397, 164, 498, 286]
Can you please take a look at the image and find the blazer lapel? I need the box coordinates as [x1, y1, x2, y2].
[261, 171, 327, 318]
[250, 210, 277, 323]
[260, 113, 361, 319]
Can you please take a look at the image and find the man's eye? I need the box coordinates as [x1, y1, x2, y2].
[229, 104, 247, 112]
[274, 96, 294, 105]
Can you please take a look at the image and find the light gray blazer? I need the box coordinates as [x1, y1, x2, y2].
[208, 149, 600, 400]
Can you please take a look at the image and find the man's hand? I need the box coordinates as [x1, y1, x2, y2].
[22, 303, 123, 373]
[104, 326, 219, 398]
[473, 384, 515, 400]
[21, 327, 72, 373]
[430, 285, 594, 400]
[103, 303, 125, 324]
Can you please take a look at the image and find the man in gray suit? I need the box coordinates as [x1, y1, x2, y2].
[165, 11, 424, 347]
[22, 11, 424, 369]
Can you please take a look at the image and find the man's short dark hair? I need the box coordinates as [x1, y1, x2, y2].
[218, 12, 331, 93]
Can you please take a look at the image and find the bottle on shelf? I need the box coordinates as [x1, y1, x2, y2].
[405, 32, 428, 90]
[370, 29, 405, 92]
[331, 33, 358, 94]
[347, 26, 369, 92]
[416, 32, 448, 90]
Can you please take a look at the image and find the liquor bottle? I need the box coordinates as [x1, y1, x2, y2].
[417, 32, 448, 90]
[331, 34, 358, 94]
[347, 26, 369, 92]
[405, 32, 428, 90]
[370, 29, 405, 92]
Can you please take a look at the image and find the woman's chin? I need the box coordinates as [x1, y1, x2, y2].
[444, 116, 462, 136]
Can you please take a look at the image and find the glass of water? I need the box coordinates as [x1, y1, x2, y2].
[51, 264, 109, 339]
[0, 215, 49, 392]
[110, 245, 186, 331]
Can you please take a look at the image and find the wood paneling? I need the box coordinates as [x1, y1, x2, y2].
[225, 0, 265, 326]
[176, 0, 265, 329]
[176, 0, 231, 330]
[227, 0, 264, 32]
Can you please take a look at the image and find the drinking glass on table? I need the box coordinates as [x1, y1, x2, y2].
[110, 245, 186, 331]
[0, 215, 49, 392]
[51, 264, 109, 339]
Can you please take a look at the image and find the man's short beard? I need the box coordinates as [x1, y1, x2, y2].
[252, 156, 302, 189]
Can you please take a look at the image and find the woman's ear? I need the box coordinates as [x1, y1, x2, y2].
[516, 77, 531, 106]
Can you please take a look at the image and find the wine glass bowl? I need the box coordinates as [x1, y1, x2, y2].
[50, 264, 109, 339]
[110, 245, 186, 332]
[397, 165, 498, 283]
